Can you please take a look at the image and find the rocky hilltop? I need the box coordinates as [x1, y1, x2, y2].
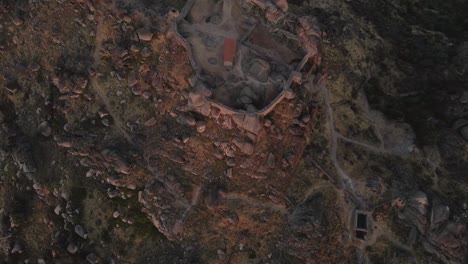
[0, 0, 467, 263]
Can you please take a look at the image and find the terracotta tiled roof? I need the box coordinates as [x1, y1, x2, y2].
[223, 38, 237, 66]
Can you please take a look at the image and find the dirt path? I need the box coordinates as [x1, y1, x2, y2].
[337, 133, 388, 154]
[320, 83, 419, 257]
[336, 131, 409, 158]
[320, 82, 365, 208]
[91, 13, 133, 144]
[298, 182, 332, 204]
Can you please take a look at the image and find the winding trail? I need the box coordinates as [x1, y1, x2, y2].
[320, 82, 365, 208]
[336, 132, 407, 157]
[336, 133, 388, 154]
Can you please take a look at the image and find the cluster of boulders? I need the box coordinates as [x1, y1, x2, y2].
[187, 80, 211, 114]
[0, 0, 192, 262]
[245, 0, 288, 24]
[231, 113, 263, 134]
[296, 16, 322, 56]
[110, 36, 188, 114]
[6, 109, 148, 262]
[50, 147, 141, 263]
[139, 178, 189, 241]
[188, 84, 303, 137]
[188, 80, 265, 134]
[187, 83, 310, 177]
[2, 131, 106, 263]
[234, 85, 270, 113]
[49, 184, 102, 262]
[66, 146, 139, 192]
[52, 74, 93, 113]
[126, 67, 158, 100]
[395, 191, 467, 263]
[101, 14, 187, 111]
[52, 74, 89, 96]
[211, 139, 255, 169]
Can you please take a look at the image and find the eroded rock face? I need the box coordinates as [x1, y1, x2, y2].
[139, 179, 189, 241]
[101, 149, 132, 175]
[424, 222, 467, 263]
[398, 191, 429, 233]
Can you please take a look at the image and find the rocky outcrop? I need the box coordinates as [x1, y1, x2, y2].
[246, 0, 287, 24]
[296, 16, 321, 56]
[139, 179, 189, 241]
[232, 139, 255, 155]
[232, 114, 263, 134]
[396, 192, 467, 263]
[398, 191, 429, 233]
[424, 222, 467, 263]
[101, 149, 132, 175]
